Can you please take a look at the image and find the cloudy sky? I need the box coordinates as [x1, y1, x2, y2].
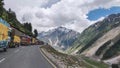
[4, 0, 120, 33]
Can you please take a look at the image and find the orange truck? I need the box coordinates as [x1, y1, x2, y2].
[20, 35, 31, 46]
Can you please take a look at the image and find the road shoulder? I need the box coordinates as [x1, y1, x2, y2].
[39, 46, 57, 68]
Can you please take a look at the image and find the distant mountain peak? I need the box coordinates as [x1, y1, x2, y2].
[55, 26, 71, 33]
[38, 27, 80, 50]
[58, 26, 65, 28]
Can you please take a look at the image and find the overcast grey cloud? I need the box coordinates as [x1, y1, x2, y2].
[4, 0, 120, 32]
[41, 0, 61, 8]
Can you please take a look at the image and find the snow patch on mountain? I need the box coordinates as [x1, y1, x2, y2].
[38, 26, 80, 50]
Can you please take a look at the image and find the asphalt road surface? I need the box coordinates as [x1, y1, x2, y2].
[0, 45, 53, 68]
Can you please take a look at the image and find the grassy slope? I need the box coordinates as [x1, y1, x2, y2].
[67, 14, 120, 54]
[95, 40, 111, 56]
[102, 38, 120, 60]
[40, 45, 109, 68]
[93, 32, 120, 60]
[40, 45, 83, 67]
[82, 57, 109, 68]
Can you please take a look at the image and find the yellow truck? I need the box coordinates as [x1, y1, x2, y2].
[32, 38, 36, 45]
[31, 38, 44, 45]
[12, 35, 20, 47]
[0, 18, 11, 51]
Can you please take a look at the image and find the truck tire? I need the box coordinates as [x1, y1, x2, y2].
[3, 48, 7, 52]
[17, 44, 19, 47]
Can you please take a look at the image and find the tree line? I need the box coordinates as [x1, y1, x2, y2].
[0, 0, 38, 38]
[23, 22, 38, 38]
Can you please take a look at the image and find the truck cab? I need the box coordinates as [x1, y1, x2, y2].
[0, 18, 11, 51]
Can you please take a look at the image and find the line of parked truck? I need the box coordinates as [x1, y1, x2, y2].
[0, 18, 44, 52]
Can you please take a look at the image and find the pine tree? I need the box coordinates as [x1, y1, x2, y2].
[33, 29, 38, 38]
[0, 0, 4, 16]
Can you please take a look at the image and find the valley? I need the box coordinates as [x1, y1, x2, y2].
[38, 13, 120, 68]
[1, 0, 120, 68]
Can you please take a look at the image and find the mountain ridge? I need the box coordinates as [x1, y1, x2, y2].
[38, 26, 80, 50]
[66, 13, 120, 54]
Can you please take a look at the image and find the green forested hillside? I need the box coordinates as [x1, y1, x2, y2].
[102, 38, 120, 60]
[67, 13, 120, 54]
[95, 40, 111, 56]
[0, 0, 33, 36]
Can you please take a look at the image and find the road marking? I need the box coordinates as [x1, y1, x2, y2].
[39, 47, 57, 68]
[21, 47, 25, 48]
[14, 49, 20, 53]
[0, 58, 5, 63]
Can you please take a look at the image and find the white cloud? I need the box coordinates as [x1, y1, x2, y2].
[4, 0, 120, 33]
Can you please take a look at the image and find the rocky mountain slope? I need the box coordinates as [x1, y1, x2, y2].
[83, 26, 120, 57]
[66, 13, 120, 54]
[83, 26, 120, 64]
[38, 26, 80, 50]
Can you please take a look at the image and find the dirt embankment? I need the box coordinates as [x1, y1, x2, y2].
[40, 45, 85, 68]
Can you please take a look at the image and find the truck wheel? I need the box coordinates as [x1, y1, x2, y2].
[3, 48, 7, 52]
[18, 45, 19, 47]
